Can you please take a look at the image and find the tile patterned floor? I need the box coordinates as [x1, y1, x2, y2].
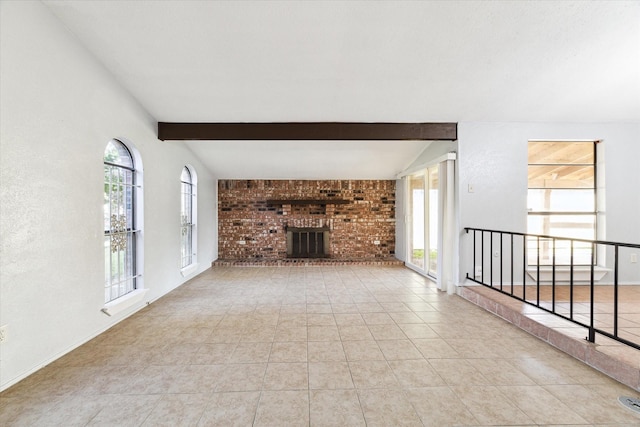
[1, 266, 640, 426]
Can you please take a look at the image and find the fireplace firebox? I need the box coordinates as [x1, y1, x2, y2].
[286, 227, 330, 258]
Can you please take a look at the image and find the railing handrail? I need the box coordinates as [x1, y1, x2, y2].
[464, 227, 640, 249]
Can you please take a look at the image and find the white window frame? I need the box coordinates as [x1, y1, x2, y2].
[180, 165, 198, 276]
[527, 140, 598, 266]
[102, 138, 145, 315]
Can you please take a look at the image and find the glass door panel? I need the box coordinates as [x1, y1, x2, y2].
[408, 174, 425, 270]
[428, 166, 439, 276]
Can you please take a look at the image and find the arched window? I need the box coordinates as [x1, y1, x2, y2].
[180, 166, 197, 270]
[104, 139, 139, 303]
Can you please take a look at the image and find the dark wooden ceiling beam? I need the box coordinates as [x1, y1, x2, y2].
[158, 122, 457, 141]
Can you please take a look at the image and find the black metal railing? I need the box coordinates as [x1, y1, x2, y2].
[465, 227, 640, 350]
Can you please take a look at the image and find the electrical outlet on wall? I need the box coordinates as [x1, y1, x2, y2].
[474, 266, 482, 277]
[631, 253, 638, 264]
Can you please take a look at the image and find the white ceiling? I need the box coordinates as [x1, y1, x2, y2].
[43, 0, 640, 179]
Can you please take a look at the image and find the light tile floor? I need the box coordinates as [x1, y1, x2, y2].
[1, 266, 640, 426]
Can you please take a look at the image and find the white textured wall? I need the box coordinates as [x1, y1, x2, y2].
[457, 122, 640, 284]
[0, 1, 217, 390]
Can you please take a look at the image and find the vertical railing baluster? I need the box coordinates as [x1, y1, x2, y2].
[570, 240, 574, 320]
[588, 242, 596, 343]
[490, 231, 493, 287]
[552, 238, 556, 313]
[481, 231, 485, 285]
[510, 233, 514, 296]
[536, 236, 540, 307]
[500, 232, 503, 291]
[614, 245, 619, 339]
[472, 229, 476, 281]
[523, 235, 527, 301]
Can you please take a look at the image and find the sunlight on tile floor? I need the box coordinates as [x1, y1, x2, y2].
[1, 266, 639, 426]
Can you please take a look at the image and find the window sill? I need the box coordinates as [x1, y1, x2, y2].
[180, 263, 199, 277]
[526, 266, 610, 283]
[101, 288, 149, 316]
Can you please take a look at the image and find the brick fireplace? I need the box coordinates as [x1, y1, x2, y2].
[217, 180, 396, 261]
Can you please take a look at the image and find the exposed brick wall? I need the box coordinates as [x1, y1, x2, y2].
[218, 180, 396, 260]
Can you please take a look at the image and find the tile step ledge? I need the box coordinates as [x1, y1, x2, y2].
[458, 286, 639, 392]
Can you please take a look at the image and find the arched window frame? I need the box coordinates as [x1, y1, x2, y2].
[103, 139, 145, 313]
[180, 165, 198, 275]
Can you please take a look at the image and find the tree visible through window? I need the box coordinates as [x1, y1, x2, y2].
[104, 139, 138, 302]
[180, 166, 196, 269]
[527, 141, 597, 265]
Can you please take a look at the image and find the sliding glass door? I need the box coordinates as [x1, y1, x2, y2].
[407, 166, 439, 277]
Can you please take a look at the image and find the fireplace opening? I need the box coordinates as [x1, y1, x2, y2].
[286, 227, 329, 258]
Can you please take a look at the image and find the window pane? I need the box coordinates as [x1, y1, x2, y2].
[181, 183, 192, 225]
[527, 189, 594, 212]
[104, 139, 134, 168]
[104, 166, 112, 231]
[528, 141, 594, 164]
[185, 226, 193, 267]
[186, 196, 192, 223]
[527, 214, 595, 240]
[126, 233, 134, 280]
[408, 175, 425, 269]
[181, 167, 191, 183]
[527, 237, 594, 265]
[528, 165, 594, 189]
[428, 167, 438, 276]
[104, 236, 110, 285]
